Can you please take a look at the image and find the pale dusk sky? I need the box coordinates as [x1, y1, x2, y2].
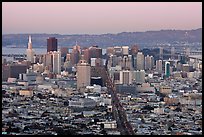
[2, 2, 202, 34]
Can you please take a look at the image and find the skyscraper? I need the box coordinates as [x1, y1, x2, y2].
[42, 52, 52, 71]
[145, 55, 154, 70]
[70, 48, 80, 65]
[121, 55, 132, 70]
[136, 52, 144, 70]
[156, 60, 163, 74]
[171, 47, 175, 60]
[119, 70, 132, 85]
[135, 70, 145, 84]
[52, 51, 61, 74]
[26, 35, 35, 63]
[81, 47, 89, 63]
[47, 37, 57, 52]
[159, 47, 163, 60]
[130, 45, 139, 56]
[77, 60, 91, 89]
[165, 61, 170, 78]
[122, 46, 129, 56]
[89, 46, 102, 59]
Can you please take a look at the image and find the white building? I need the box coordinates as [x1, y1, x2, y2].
[77, 60, 91, 89]
[122, 46, 129, 55]
[120, 70, 132, 85]
[52, 51, 61, 74]
[156, 60, 163, 74]
[26, 35, 35, 63]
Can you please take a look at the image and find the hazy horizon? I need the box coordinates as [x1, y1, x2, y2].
[3, 2, 202, 35]
[2, 27, 202, 35]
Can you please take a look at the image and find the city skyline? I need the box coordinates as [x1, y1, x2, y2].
[3, 2, 202, 35]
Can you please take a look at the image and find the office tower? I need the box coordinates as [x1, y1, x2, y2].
[145, 55, 154, 70]
[81, 47, 90, 63]
[52, 51, 61, 74]
[136, 52, 144, 70]
[70, 48, 80, 65]
[121, 55, 132, 70]
[159, 47, 163, 60]
[26, 35, 35, 63]
[106, 47, 115, 56]
[109, 55, 117, 67]
[3, 64, 27, 79]
[43, 52, 52, 71]
[165, 61, 170, 78]
[171, 47, 175, 60]
[60, 47, 68, 57]
[122, 46, 129, 56]
[77, 60, 91, 89]
[156, 60, 163, 73]
[47, 37, 57, 52]
[120, 70, 132, 85]
[114, 46, 122, 56]
[73, 41, 81, 54]
[135, 70, 145, 83]
[130, 45, 139, 56]
[91, 58, 103, 67]
[89, 46, 102, 59]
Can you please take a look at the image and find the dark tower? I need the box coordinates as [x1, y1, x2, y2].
[47, 37, 57, 52]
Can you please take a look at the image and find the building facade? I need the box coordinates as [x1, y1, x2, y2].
[47, 37, 57, 52]
[77, 60, 91, 89]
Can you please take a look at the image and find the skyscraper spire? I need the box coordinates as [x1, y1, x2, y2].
[28, 35, 32, 49]
[29, 35, 32, 43]
[26, 35, 34, 63]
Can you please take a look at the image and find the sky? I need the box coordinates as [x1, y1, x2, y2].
[2, 2, 202, 35]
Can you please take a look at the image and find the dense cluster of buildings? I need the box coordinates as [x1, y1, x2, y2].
[2, 35, 202, 135]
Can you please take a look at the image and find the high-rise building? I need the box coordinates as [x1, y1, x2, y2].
[136, 52, 144, 70]
[89, 46, 102, 59]
[119, 70, 132, 85]
[106, 47, 115, 56]
[165, 61, 170, 78]
[145, 55, 154, 70]
[156, 60, 163, 73]
[121, 55, 132, 70]
[42, 52, 52, 71]
[73, 41, 81, 54]
[114, 46, 122, 56]
[52, 51, 61, 74]
[26, 35, 35, 63]
[122, 46, 129, 56]
[159, 47, 163, 60]
[3, 64, 27, 80]
[70, 49, 80, 65]
[130, 45, 139, 56]
[47, 37, 57, 52]
[60, 47, 68, 57]
[171, 47, 175, 60]
[77, 60, 91, 89]
[135, 70, 145, 83]
[81, 47, 90, 63]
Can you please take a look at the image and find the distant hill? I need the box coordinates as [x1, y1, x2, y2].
[2, 28, 202, 48]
